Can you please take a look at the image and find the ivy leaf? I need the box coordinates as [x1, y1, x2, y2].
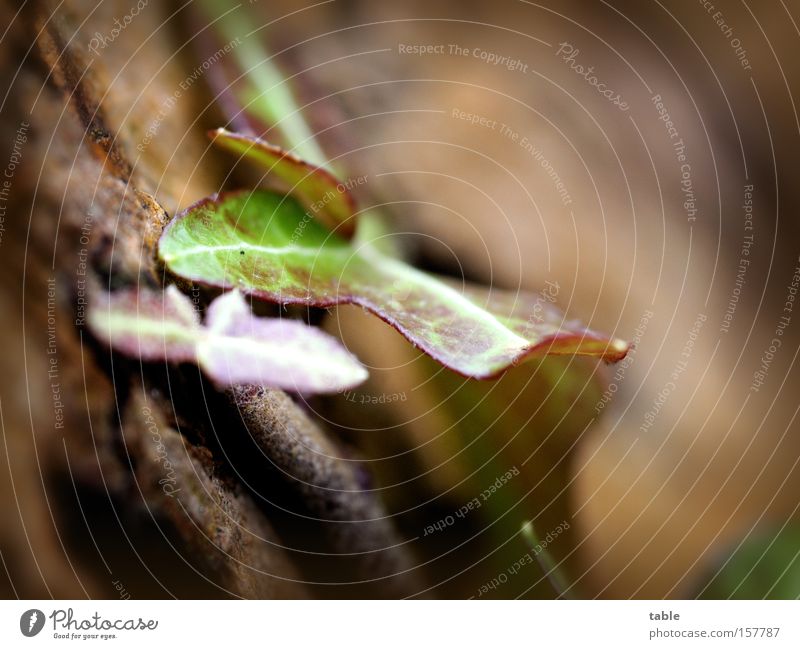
[158, 190, 629, 379]
[88, 285, 368, 393]
[210, 128, 357, 238]
[327, 306, 608, 597]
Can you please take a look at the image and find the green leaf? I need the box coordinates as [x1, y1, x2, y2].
[197, 0, 332, 171]
[326, 301, 609, 597]
[698, 524, 800, 598]
[210, 128, 357, 238]
[88, 285, 368, 393]
[158, 189, 629, 379]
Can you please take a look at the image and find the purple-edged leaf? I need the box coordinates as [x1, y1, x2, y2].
[210, 128, 357, 239]
[88, 285, 368, 393]
[193, 3, 333, 169]
[88, 284, 202, 363]
[158, 190, 629, 379]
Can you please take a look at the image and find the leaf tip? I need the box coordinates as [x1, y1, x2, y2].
[208, 126, 230, 140]
[608, 337, 631, 360]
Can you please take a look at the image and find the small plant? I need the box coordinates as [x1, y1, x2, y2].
[89, 285, 366, 393]
[89, 13, 628, 391]
[81, 10, 631, 596]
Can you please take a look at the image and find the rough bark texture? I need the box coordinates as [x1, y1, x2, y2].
[229, 386, 422, 598]
[0, 0, 420, 598]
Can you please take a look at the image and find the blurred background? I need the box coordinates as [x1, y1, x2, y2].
[1, 0, 799, 598]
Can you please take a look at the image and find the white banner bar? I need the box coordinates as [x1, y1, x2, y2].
[1, 600, 798, 648]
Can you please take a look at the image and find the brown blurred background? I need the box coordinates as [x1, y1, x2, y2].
[1, 0, 799, 598]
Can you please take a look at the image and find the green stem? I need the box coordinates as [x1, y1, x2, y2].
[521, 520, 573, 598]
[443, 379, 533, 593]
[200, 0, 333, 172]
